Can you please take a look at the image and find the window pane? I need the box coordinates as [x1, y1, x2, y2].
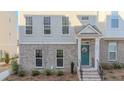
[36, 50, 42, 58]
[82, 16, 89, 20]
[62, 16, 69, 25]
[57, 59, 63, 67]
[111, 19, 118, 28]
[44, 26, 51, 34]
[36, 59, 42, 67]
[26, 17, 32, 25]
[109, 42, 117, 52]
[44, 16, 50, 25]
[62, 26, 69, 34]
[26, 26, 32, 34]
[57, 50, 63, 57]
[109, 52, 116, 60]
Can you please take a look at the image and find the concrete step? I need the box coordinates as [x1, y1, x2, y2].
[82, 78, 101, 81]
[82, 75, 100, 78]
[81, 69, 101, 81]
[82, 72, 99, 75]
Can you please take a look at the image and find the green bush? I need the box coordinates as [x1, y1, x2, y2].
[11, 60, 19, 74]
[100, 63, 113, 70]
[31, 70, 40, 76]
[18, 70, 25, 77]
[57, 70, 64, 76]
[113, 63, 123, 69]
[4, 52, 10, 64]
[120, 63, 124, 68]
[44, 69, 53, 76]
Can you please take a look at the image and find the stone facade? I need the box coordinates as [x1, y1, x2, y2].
[100, 39, 124, 63]
[19, 44, 78, 72]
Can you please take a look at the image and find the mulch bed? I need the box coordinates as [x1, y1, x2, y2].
[103, 68, 124, 81]
[0, 63, 10, 73]
[5, 73, 79, 81]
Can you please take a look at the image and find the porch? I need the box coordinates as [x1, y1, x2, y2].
[77, 38, 100, 70]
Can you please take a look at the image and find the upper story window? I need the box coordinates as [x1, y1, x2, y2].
[44, 16, 51, 34]
[25, 16, 32, 34]
[62, 16, 69, 34]
[108, 42, 117, 61]
[111, 18, 119, 28]
[82, 16, 89, 20]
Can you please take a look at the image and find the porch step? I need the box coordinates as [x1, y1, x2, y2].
[81, 70, 101, 81]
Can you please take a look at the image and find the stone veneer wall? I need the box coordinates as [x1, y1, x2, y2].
[19, 44, 78, 72]
[100, 39, 124, 63]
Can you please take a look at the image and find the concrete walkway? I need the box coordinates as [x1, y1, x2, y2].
[0, 69, 11, 80]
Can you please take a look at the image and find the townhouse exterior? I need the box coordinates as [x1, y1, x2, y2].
[0, 11, 17, 59]
[19, 12, 124, 78]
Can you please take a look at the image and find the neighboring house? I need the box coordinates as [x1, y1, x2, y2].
[0, 11, 17, 59]
[19, 11, 124, 80]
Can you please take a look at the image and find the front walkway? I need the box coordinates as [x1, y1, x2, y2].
[0, 62, 10, 73]
[0, 69, 11, 80]
[0, 62, 11, 80]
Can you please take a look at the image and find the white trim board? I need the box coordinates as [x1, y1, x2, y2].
[19, 42, 76, 44]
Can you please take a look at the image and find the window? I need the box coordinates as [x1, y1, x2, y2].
[62, 16, 69, 34]
[82, 16, 89, 20]
[44, 16, 51, 34]
[36, 50, 42, 67]
[111, 18, 118, 28]
[25, 16, 32, 34]
[56, 50, 63, 67]
[108, 42, 117, 61]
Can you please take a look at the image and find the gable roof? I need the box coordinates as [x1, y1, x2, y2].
[76, 24, 102, 36]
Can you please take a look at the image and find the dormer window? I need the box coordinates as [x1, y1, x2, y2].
[111, 11, 119, 28]
[82, 16, 89, 20]
[111, 18, 118, 28]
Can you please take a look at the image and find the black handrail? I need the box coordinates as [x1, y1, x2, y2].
[80, 61, 83, 80]
[97, 60, 104, 80]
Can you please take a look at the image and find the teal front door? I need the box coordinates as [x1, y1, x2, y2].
[81, 45, 89, 65]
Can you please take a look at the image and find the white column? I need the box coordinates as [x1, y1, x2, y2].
[95, 37, 100, 70]
[78, 38, 81, 68]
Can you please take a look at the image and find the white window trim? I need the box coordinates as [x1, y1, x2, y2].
[56, 50, 64, 68]
[56, 57, 64, 68]
[35, 50, 43, 68]
[62, 16, 70, 35]
[108, 42, 117, 62]
[43, 16, 51, 35]
[35, 58, 43, 68]
[25, 16, 33, 35]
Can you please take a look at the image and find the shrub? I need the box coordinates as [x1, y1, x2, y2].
[57, 70, 64, 76]
[18, 70, 25, 77]
[11, 60, 19, 74]
[113, 63, 122, 69]
[31, 70, 40, 76]
[71, 62, 74, 74]
[44, 69, 53, 76]
[120, 63, 124, 68]
[4, 52, 10, 64]
[100, 63, 113, 70]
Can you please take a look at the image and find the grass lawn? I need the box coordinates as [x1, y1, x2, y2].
[0, 62, 11, 73]
[5, 73, 79, 81]
[104, 69, 124, 81]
